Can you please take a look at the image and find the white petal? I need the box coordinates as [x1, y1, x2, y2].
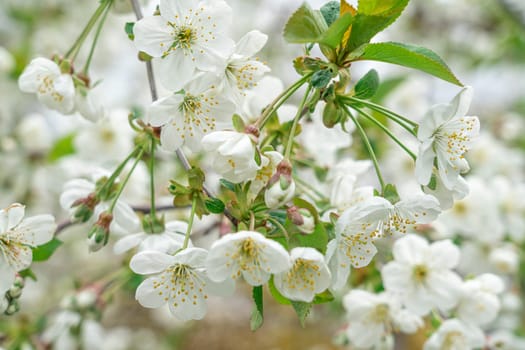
[18, 58, 59, 92]
[135, 277, 167, 308]
[427, 239, 460, 269]
[173, 247, 207, 268]
[157, 52, 196, 91]
[147, 93, 183, 126]
[2, 203, 25, 230]
[14, 214, 56, 246]
[133, 16, 173, 57]
[159, 120, 184, 151]
[450, 86, 473, 119]
[234, 30, 268, 57]
[415, 140, 435, 186]
[0, 262, 16, 292]
[392, 234, 428, 265]
[130, 251, 175, 274]
[113, 233, 146, 254]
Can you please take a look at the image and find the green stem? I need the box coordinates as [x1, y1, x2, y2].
[98, 145, 141, 197]
[82, 1, 111, 74]
[350, 105, 417, 160]
[182, 196, 198, 249]
[343, 106, 386, 193]
[109, 148, 145, 212]
[266, 217, 289, 243]
[149, 137, 157, 219]
[293, 175, 327, 201]
[342, 96, 418, 136]
[284, 85, 312, 160]
[65, 0, 111, 61]
[255, 73, 313, 129]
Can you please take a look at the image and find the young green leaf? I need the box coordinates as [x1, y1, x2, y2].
[250, 286, 264, 331]
[354, 42, 463, 86]
[320, 1, 340, 26]
[32, 238, 63, 262]
[204, 197, 225, 214]
[283, 3, 327, 44]
[48, 133, 76, 162]
[318, 13, 354, 49]
[354, 69, 380, 99]
[125, 22, 135, 40]
[311, 69, 333, 89]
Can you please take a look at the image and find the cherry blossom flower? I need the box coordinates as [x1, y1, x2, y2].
[415, 87, 480, 190]
[343, 290, 423, 348]
[0, 203, 56, 292]
[249, 150, 283, 196]
[18, 57, 75, 114]
[131, 248, 233, 321]
[202, 131, 260, 183]
[147, 73, 235, 152]
[456, 273, 504, 326]
[220, 30, 270, 103]
[206, 231, 291, 286]
[133, 0, 234, 91]
[273, 247, 331, 302]
[381, 234, 463, 316]
[423, 319, 485, 350]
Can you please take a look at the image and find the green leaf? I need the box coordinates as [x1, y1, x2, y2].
[354, 42, 462, 86]
[344, 0, 409, 52]
[292, 222, 329, 253]
[283, 3, 328, 44]
[232, 114, 245, 132]
[318, 13, 353, 48]
[32, 238, 62, 262]
[354, 69, 380, 99]
[320, 1, 340, 26]
[204, 197, 225, 214]
[250, 286, 264, 331]
[291, 301, 312, 327]
[125, 22, 135, 40]
[312, 289, 335, 304]
[48, 133, 76, 162]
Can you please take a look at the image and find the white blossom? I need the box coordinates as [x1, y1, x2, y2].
[0, 203, 56, 292]
[456, 273, 504, 326]
[206, 230, 291, 286]
[133, 0, 234, 91]
[416, 87, 480, 190]
[202, 130, 260, 183]
[131, 248, 233, 321]
[249, 150, 283, 196]
[273, 247, 331, 302]
[423, 319, 485, 350]
[381, 234, 463, 316]
[264, 178, 295, 209]
[18, 57, 75, 114]
[147, 73, 235, 152]
[343, 290, 423, 349]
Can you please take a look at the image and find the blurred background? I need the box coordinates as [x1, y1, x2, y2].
[0, 0, 524, 349]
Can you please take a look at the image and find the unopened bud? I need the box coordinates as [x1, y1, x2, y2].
[0, 296, 8, 314]
[265, 177, 295, 209]
[8, 285, 23, 299]
[87, 212, 113, 252]
[4, 301, 19, 315]
[71, 193, 99, 223]
[75, 289, 98, 309]
[298, 209, 315, 234]
[287, 206, 304, 226]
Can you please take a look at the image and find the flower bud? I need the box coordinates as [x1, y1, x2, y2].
[75, 289, 98, 309]
[298, 209, 315, 234]
[0, 296, 8, 314]
[265, 177, 295, 209]
[87, 212, 113, 252]
[8, 285, 23, 299]
[4, 300, 19, 315]
[71, 193, 99, 223]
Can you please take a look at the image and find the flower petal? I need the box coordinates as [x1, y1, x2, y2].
[130, 251, 175, 275]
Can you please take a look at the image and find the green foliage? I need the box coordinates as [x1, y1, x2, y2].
[283, 3, 327, 44]
[311, 69, 333, 89]
[124, 22, 134, 40]
[48, 133, 76, 162]
[232, 114, 245, 132]
[354, 69, 380, 99]
[32, 238, 62, 262]
[383, 183, 400, 204]
[18, 268, 37, 281]
[250, 286, 264, 331]
[219, 179, 236, 192]
[291, 222, 329, 253]
[318, 13, 354, 49]
[268, 277, 291, 305]
[353, 42, 462, 85]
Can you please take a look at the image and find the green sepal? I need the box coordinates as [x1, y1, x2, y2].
[219, 179, 236, 192]
[18, 268, 37, 281]
[204, 197, 225, 214]
[383, 183, 400, 204]
[291, 301, 312, 328]
[32, 238, 63, 262]
[312, 289, 335, 304]
[268, 276, 291, 305]
[125, 22, 135, 40]
[232, 114, 245, 132]
[250, 286, 264, 331]
[354, 69, 380, 99]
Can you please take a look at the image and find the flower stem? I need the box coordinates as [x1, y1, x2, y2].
[82, 1, 112, 74]
[65, 0, 112, 61]
[98, 145, 142, 198]
[182, 195, 198, 249]
[254, 73, 313, 129]
[109, 148, 145, 212]
[350, 105, 417, 160]
[342, 96, 418, 135]
[343, 106, 386, 193]
[284, 85, 312, 160]
[267, 217, 289, 243]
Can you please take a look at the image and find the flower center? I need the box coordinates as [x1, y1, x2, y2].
[368, 303, 390, 323]
[412, 264, 428, 283]
[442, 331, 467, 350]
[285, 258, 320, 291]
